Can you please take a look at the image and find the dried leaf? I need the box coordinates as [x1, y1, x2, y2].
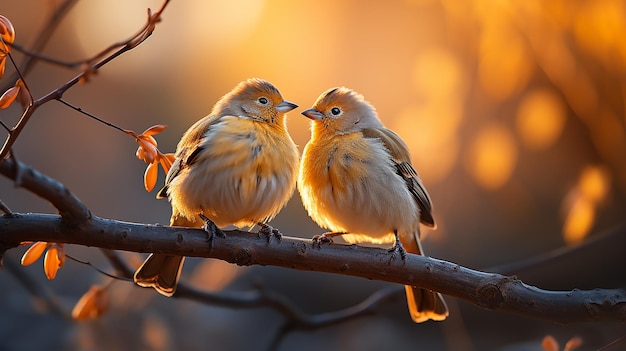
[136, 138, 158, 164]
[0, 56, 5, 80]
[159, 153, 175, 174]
[17, 79, 30, 108]
[44, 246, 61, 280]
[542, 336, 559, 351]
[56, 243, 66, 268]
[72, 285, 110, 321]
[142, 124, 167, 136]
[0, 85, 19, 109]
[0, 15, 15, 46]
[141, 135, 158, 147]
[144, 161, 158, 192]
[21, 241, 49, 266]
[564, 337, 583, 351]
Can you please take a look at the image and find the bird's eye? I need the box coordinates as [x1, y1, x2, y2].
[258, 97, 269, 105]
[330, 107, 341, 116]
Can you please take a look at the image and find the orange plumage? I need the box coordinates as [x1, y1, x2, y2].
[298, 87, 448, 323]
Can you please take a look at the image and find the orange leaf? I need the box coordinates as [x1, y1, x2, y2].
[21, 241, 49, 266]
[564, 337, 583, 351]
[139, 134, 158, 147]
[72, 285, 110, 321]
[159, 153, 175, 174]
[141, 124, 167, 136]
[0, 56, 5, 80]
[56, 243, 66, 268]
[542, 336, 559, 351]
[17, 79, 30, 108]
[44, 246, 61, 280]
[0, 15, 16, 46]
[136, 139, 158, 164]
[0, 85, 19, 109]
[144, 161, 158, 192]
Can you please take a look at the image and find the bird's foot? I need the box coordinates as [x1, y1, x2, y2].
[199, 214, 225, 249]
[388, 232, 407, 263]
[312, 231, 346, 248]
[257, 223, 282, 244]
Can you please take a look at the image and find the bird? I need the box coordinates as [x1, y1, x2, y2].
[297, 87, 448, 323]
[134, 78, 300, 296]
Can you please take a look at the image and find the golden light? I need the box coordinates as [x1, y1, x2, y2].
[515, 88, 566, 151]
[396, 48, 464, 184]
[71, 0, 266, 75]
[562, 196, 595, 245]
[413, 48, 463, 99]
[466, 123, 518, 190]
[477, 16, 533, 101]
[579, 165, 611, 204]
[190, 258, 243, 291]
[573, 0, 626, 68]
[393, 104, 459, 184]
[561, 165, 611, 245]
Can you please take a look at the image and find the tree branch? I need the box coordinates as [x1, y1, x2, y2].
[1, 212, 624, 324]
[1, 157, 625, 324]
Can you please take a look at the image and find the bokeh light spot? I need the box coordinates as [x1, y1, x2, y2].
[515, 88, 566, 151]
[466, 123, 518, 190]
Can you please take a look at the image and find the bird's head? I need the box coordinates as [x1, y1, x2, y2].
[213, 78, 297, 124]
[302, 87, 383, 135]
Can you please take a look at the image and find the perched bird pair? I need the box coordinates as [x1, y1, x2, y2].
[134, 78, 448, 323]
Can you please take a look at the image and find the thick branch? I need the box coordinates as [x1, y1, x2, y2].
[0, 212, 624, 324]
[0, 157, 89, 221]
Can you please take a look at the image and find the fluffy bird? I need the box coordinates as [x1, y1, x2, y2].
[298, 87, 448, 323]
[134, 78, 300, 296]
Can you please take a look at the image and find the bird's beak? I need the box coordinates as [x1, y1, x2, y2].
[301, 108, 324, 121]
[276, 100, 298, 113]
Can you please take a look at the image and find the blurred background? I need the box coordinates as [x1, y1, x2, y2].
[1, 0, 625, 350]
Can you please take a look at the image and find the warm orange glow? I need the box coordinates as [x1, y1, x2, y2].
[413, 48, 463, 99]
[466, 124, 518, 190]
[573, 0, 626, 68]
[397, 48, 464, 184]
[394, 105, 459, 184]
[562, 196, 595, 245]
[477, 16, 533, 100]
[579, 165, 610, 203]
[72, 285, 109, 321]
[561, 165, 611, 245]
[515, 88, 566, 151]
[190, 259, 243, 291]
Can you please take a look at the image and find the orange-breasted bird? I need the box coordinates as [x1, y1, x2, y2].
[134, 78, 300, 296]
[298, 87, 448, 323]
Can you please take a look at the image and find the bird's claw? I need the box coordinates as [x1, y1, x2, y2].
[199, 214, 225, 249]
[312, 233, 334, 248]
[257, 223, 281, 244]
[389, 232, 407, 263]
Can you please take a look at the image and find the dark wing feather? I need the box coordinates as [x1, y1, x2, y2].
[362, 127, 435, 227]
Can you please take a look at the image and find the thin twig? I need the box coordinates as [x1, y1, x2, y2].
[0, 0, 171, 160]
[56, 98, 127, 133]
[3, 257, 70, 319]
[65, 254, 131, 282]
[95, 246, 402, 337]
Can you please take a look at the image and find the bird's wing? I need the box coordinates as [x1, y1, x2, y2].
[361, 127, 435, 227]
[156, 115, 223, 199]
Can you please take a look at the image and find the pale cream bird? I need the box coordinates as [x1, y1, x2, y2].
[298, 87, 448, 323]
[134, 78, 300, 296]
